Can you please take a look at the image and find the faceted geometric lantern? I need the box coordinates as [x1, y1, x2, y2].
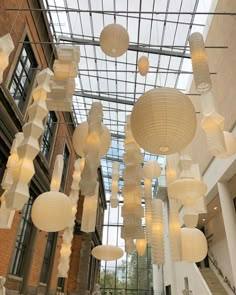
[100, 24, 129, 58]
[31, 191, 72, 232]
[136, 238, 147, 256]
[143, 161, 161, 180]
[189, 32, 212, 93]
[138, 56, 149, 76]
[181, 227, 207, 263]
[131, 87, 197, 155]
[72, 121, 111, 158]
[92, 245, 124, 261]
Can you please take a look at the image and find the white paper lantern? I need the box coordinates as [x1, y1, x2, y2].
[216, 131, 236, 158]
[181, 227, 207, 262]
[72, 121, 111, 157]
[0, 33, 14, 82]
[138, 56, 149, 76]
[189, 32, 211, 93]
[151, 199, 164, 264]
[168, 178, 207, 204]
[125, 238, 136, 253]
[136, 239, 147, 256]
[31, 191, 72, 232]
[143, 161, 161, 180]
[92, 245, 123, 261]
[131, 87, 197, 155]
[183, 214, 199, 228]
[100, 24, 129, 57]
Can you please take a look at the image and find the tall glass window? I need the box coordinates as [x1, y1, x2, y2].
[100, 203, 153, 295]
[10, 194, 34, 276]
[41, 111, 57, 160]
[60, 144, 70, 191]
[9, 36, 37, 111]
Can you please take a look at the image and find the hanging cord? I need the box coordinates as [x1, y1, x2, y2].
[9, 0, 24, 34]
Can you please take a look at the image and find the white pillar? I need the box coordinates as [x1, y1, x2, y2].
[153, 264, 164, 295]
[217, 181, 236, 286]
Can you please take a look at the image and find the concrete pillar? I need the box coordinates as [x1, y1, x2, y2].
[217, 181, 236, 286]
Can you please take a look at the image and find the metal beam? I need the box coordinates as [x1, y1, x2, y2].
[74, 91, 135, 106]
[59, 35, 191, 59]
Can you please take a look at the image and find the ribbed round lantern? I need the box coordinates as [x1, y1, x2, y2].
[138, 56, 149, 76]
[181, 228, 207, 262]
[168, 178, 207, 204]
[92, 245, 123, 261]
[100, 24, 129, 57]
[31, 191, 72, 232]
[189, 32, 212, 93]
[130, 87, 197, 155]
[72, 121, 111, 157]
[136, 239, 147, 256]
[143, 161, 161, 180]
[216, 131, 236, 158]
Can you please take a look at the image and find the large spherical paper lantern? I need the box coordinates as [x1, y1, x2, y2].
[92, 245, 123, 261]
[181, 228, 207, 262]
[100, 24, 129, 57]
[143, 161, 161, 179]
[138, 56, 149, 76]
[130, 87, 196, 155]
[31, 191, 72, 232]
[72, 121, 111, 157]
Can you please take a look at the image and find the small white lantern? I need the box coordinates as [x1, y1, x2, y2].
[136, 239, 147, 256]
[143, 161, 161, 180]
[138, 56, 149, 76]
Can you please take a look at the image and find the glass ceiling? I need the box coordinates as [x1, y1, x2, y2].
[43, 0, 214, 199]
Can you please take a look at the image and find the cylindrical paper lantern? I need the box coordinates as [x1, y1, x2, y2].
[138, 56, 149, 76]
[136, 239, 147, 256]
[189, 32, 212, 93]
[143, 161, 161, 179]
[181, 227, 207, 262]
[72, 122, 111, 157]
[151, 199, 164, 264]
[131, 87, 196, 155]
[31, 191, 72, 232]
[100, 24, 129, 58]
[92, 245, 123, 261]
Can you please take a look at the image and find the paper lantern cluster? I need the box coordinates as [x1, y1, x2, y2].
[121, 116, 145, 252]
[0, 33, 14, 83]
[0, 132, 23, 228]
[31, 155, 72, 232]
[110, 162, 120, 208]
[166, 151, 208, 262]
[100, 24, 129, 58]
[47, 45, 80, 112]
[5, 68, 54, 210]
[189, 33, 236, 158]
[130, 87, 197, 155]
[58, 158, 84, 277]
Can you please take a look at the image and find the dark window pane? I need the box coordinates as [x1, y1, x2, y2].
[9, 36, 37, 112]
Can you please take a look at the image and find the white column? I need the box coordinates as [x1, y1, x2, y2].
[217, 181, 236, 286]
[153, 264, 164, 295]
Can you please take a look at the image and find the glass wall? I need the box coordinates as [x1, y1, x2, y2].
[100, 203, 153, 295]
